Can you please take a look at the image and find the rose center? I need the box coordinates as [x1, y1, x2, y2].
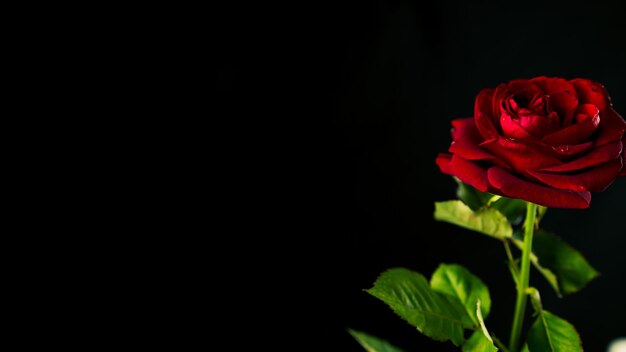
[512, 94, 530, 109]
[501, 94, 560, 139]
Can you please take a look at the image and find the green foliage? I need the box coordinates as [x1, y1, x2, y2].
[434, 201, 513, 240]
[462, 300, 498, 352]
[440, 180, 597, 297]
[348, 329, 406, 352]
[453, 178, 527, 224]
[454, 178, 491, 211]
[512, 230, 599, 296]
[367, 266, 496, 349]
[491, 197, 527, 225]
[357, 179, 595, 351]
[532, 230, 599, 295]
[527, 311, 582, 352]
[366, 268, 475, 346]
[430, 263, 491, 325]
[463, 331, 498, 352]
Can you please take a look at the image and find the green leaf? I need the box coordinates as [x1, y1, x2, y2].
[430, 263, 491, 325]
[367, 268, 473, 346]
[463, 300, 498, 352]
[491, 197, 526, 225]
[454, 178, 528, 225]
[434, 201, 512, 240]
[526, 248, 560, 297]
[527, 311, 582, 352]
[532, 230, 599, 295]
[463, 331, 498, 352]
[532, 264, 560, 297]
[455, 178, 491, 211]
[348, 329, 405, 352]
[514, 230, 599, 296]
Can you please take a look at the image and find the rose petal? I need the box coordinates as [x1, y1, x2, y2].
[500, 112, 537, 140]
[448, 118, 504, 162]
[451, 118, 482, 142]
[446, 155, 490, 192]
[529, 95, 546, 112]
[493, 80, 539, 119]
[542, 107, 600, 145]
[595, 108, 626, 147]
[540, 141, 623, 172]
[575, 104, 600, 122]
[480, 137, 562, 174]
[571, 78, 609, 113]
[544, 141, 594, 156]
[531, 76, 578, 124]
[449, 140, 498, 161]
[517, 113, 560, 137]
[474, 88, 499, 139]
[548, 91, 578, 126]
[501, 139, 594, 161]
[528, 171, 586, 192]
[487, 166, 591, 209]
[530, 158, 623, 192]
[436, 153, 452, 174]
[531, 76, 576, 96]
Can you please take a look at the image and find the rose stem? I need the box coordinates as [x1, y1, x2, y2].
[509, 201, 537, 352]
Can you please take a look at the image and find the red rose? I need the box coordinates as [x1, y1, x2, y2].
[436, 77, 626, 208]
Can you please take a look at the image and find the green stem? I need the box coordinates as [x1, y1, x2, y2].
[508, 201, 537, 352]
[503, 240, 519, 277]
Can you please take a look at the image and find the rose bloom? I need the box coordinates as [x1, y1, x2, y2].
[437, 77, 626, 208]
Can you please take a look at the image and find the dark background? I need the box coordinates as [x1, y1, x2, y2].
[303, 1, 626, 351]
[218, 1, 626, 350]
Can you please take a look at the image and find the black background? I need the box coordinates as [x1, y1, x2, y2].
[220, 1, 626, 350]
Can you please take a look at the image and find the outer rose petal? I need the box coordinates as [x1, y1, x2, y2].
[436, 153, 490, 192]
[531, 76, 576, 96]
[450, 118, 490, 155]
[474, 88, 498, 139]
[541, 141, 623, 172]
[480, 137, 562, 174]
[595, 108, 626, 147]
[449, 141, 497, 161]
[447, 155, 490, 192]
[447, 118, 513, 170]
[544, 141, 594, 156]
[487, 167, 591, 209]
[530, 158, 623, 192]
[451, 118, 481, 141]
[436, 153, 452, 174]
[542, 107, 600, 145]
[571, 78, 609, 113]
